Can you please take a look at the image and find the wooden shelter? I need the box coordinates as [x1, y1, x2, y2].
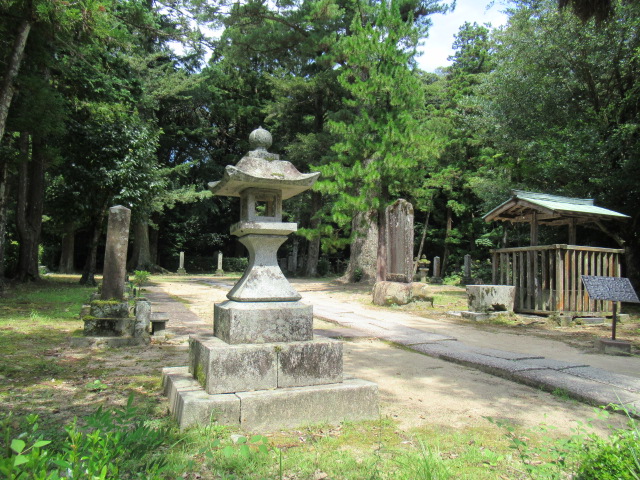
[483, 190, 629, 315]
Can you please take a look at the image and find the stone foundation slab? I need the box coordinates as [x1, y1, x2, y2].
[162, 367, 240, 430]
[237, 379, 379, 431]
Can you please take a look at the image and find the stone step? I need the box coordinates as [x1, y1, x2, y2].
[162, 366, 378, 431]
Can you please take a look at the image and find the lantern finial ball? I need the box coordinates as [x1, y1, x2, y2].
[249, 127, 272, 151]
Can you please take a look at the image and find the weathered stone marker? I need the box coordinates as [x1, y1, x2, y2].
[101, 205, 131, 301]
[76, 205, 149, 346]
[431, 256, 443, 284]
[462, 254, 473, 285]
[163, 128, 378, 431]
[385, 199, 414, 283]
[177, 251, 186, 275]
[215, 251, 224, 275]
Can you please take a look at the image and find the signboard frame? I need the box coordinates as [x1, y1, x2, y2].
[581, 276, 639, 340]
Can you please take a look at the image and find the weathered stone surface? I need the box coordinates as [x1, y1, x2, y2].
[83, 317, 137, 337]
[214, 301, 313, 344]
[79, 304, 91, 318]
[163, 367, 241, 430]
[278, 339, 343, 388]
[410, 283, 434, 305]
[431, 256, 442, 284]
[385, 199, 414, 283]
[135, 300, 151, 334]
[226, 234, 301, 302]
[90, 301, 129, 319]
[462, 254, 473, 285]
[162, 366, 201, 412]
[466, 285, 516, 313]
[237, 379, 379, 431]
[372, 281, 412, 306]
[101, 205, 131, 301]
[597, 338, 632, 356]
[576, 317, 607, 325]
[70, 335, 148, 348]
[189, 335, 277, 394]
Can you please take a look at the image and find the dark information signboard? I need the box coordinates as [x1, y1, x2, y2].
[581, 276, 640, 303]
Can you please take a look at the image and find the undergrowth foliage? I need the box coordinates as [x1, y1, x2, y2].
[487, 405, 640, 480]
[0, 395, 171, 480]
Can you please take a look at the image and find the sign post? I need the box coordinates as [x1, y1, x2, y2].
[581, 276, 639, 341]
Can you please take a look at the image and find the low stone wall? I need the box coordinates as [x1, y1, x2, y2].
[466, 285, 516, 313]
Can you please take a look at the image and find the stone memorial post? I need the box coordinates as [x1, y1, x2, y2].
[177, 251, 187, 275]
[462, 254, 473, 285]
[163, 128, 378, 431]
[385, 199, 414, 283]
[215, 251, 224, 275]
[431, 256, 443, 284]
[77, 205, 148, 346]
[101, 205, 131, 300]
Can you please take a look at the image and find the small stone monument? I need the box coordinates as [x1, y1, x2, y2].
[215, 251, 224, 276]
[417, 256, 430, 283]
[431, 256, 443, 284]
[177, 251, 187, 275]
[462, 254, 473, 285]
[163, 128, 378, 431]
[385, 199, 414, 283]
[76, 206, 149, 346]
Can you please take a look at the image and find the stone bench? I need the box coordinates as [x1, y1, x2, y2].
[150, 312, 170, 335]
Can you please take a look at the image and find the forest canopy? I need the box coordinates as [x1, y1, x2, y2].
[0, 0, 638, 286]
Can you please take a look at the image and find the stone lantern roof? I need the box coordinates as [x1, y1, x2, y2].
[208, 127, 320, 200]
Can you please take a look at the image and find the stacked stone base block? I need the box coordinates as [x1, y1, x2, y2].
[214, 300, 313, 344]
[162, 366, 379, 431]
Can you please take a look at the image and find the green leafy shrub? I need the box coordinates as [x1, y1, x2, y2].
[132, 270, 150, 288]
[0, 395, 170, 479]
[576, 423, 640, 479]
[488, 407, 640, 480]
[222, 257, 248, 273]
[354, 267, 363, 282]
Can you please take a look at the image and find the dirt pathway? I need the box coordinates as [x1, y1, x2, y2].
[148, 277, 628, 435]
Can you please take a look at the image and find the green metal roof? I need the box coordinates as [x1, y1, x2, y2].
[483, 190, 629, 224]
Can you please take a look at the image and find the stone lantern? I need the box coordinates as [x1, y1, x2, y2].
[162, 128, 378, 431]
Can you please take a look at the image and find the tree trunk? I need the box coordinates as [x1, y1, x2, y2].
[58, 222, 75, 273]
[441, 206, 453, 277]
[376, 186, 390, 283]
[304, 192, 322, 277]
[149, 224, 159, 265]
[341, 209, 378, 284]
[0, 155, 9, 283]
[79, 207, 108, 286]
[413, 211, 430, 275]
[128, 217, 153, 271]
[16, 132, 45, 282]
[0, 20, 31, 143]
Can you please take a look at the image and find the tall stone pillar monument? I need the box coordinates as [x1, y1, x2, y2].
[101, 205, 131, 300]
[163, 128, 378, 431]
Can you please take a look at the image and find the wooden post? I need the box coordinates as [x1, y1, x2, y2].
[556, 247, 564, 312]
[530, 212, 539, 246]
[568, 218, 577, 245]
[491, 251, 498, 284]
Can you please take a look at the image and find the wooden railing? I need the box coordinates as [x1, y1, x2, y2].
[490, 245, 624, 315]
